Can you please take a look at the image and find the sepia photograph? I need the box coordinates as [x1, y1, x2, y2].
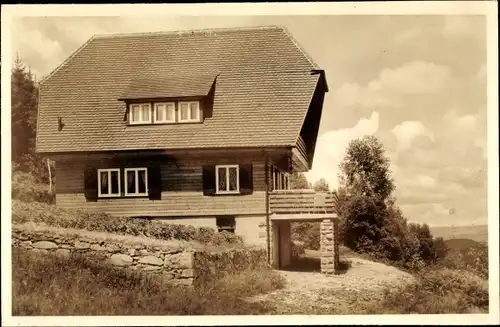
[1, 2, 498, 325]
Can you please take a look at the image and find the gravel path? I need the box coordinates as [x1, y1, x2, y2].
[246, 253, 415, 314]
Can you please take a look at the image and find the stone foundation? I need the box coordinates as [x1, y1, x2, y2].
[320, 217, 340, 275]
[12, 223, 268, 287]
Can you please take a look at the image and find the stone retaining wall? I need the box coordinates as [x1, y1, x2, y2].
[12, 223, 268, 287]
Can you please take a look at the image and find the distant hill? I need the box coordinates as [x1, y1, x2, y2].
[430, 224, 488, 243]
[444, 238, 484, 250]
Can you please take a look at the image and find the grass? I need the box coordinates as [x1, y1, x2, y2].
[12, 170, 55, 204]
[363, 267, 489, 314]
[12, 247, 285, 315]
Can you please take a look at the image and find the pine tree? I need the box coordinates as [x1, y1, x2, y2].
[11, 54, 51, 182]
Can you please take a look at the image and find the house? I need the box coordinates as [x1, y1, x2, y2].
[36, 26, 338, 271]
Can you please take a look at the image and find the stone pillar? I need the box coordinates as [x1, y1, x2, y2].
[320, 217, 340, 275]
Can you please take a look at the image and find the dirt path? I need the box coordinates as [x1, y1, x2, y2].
[246, 253, 415, 314]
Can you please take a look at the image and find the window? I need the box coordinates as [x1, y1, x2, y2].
[216, 165, 239, 194]
[98, 169, 121, 197]
[285, 174, 290, 190]
[129, 103, 151, 124]
[178, 101, 200, 122]
[154, 102, 176, 123]
[216, 216, 236, 234]
[124, 168, 148, 196]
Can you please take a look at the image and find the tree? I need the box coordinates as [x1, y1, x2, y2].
[313, 178, 330, 192]
[11, 55, 54, 184]
[338, 136, 396, 250]
[12, 55, 38, 166]
[289, 172, 311, 189]
[339, 135, 394, 202]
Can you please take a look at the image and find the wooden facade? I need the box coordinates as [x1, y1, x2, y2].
[54, 151, 275, 218]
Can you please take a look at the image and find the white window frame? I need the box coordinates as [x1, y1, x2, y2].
[177, 101, 201, 123]
[153, 102, 176, 124]
[215, 165, 240, 194]
[129, 103, 152, 124]
[97, 168, 121, 198]
[124, 167, 149, 197]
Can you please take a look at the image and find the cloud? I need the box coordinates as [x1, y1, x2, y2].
[391, 120, 434, 152]
[368, 61, 453, 95]
[306, 111, 380, 189]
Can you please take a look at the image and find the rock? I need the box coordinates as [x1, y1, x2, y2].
[60, 244, 72, 249]
[175, 278, 193, 286]
[128, 248, 136, 256]
[20, 241, 33, 248]
[160, 273, 175, 281]
[33, 241, 58, 250]
[180, 269, 194, 278]
[74, 241, 90, 250]
[90, 244, 107, 251]
[139, 265, 162, 271]
[17, 235, 29, 241]
[165, 252, 193, 269]
[106, 244, 120, 253]
[138, 255, 163, 266]
[109, 254, 133, 266]
[55, 249, 71, 258]
[139, 249, 149, 255]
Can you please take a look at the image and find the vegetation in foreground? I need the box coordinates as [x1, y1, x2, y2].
[12, 248, 285, 315]
[12, 197, 243, 247]
[364, 267, 489, 314]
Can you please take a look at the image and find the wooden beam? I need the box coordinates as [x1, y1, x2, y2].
[270, 213, 338, 221]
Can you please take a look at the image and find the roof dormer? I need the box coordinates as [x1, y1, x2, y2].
[118, 73, 218, 126]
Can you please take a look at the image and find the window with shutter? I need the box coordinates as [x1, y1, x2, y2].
[124, 168, 148, 197]
[216, 165, 239, 194]
[97, 168, 121, 197]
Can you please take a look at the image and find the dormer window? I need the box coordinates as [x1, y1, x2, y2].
[178, 101, 200, 122]
[154, 102, 176, 123]
[130, 103, 152, 124]
[126, 100, 203, 125]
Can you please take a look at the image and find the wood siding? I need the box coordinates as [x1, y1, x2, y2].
[55, 154, 267, 217]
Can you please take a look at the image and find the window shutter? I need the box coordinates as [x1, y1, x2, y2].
[202, 165, 216, 196]
[84, 167, 98, 201]
[148, 164, 162, 200]
[239, 163, 253, 195]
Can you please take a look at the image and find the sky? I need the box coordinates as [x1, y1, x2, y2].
[11, 15, 488, 228]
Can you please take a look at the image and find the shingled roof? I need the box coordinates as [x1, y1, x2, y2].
[36, 25, 327, 154]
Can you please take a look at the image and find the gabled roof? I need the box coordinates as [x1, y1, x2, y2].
[36, 25, 327, 153]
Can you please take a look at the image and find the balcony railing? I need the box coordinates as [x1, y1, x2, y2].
[269, 189, 336, 214]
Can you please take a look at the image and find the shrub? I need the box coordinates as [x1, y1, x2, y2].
[439, 242, 488, 279]
[12, 199, 243, 246]
[12, 170, 55, 204]
[367, 267, 488, 314]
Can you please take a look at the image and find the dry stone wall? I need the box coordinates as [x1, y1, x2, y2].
[12, 223, 268, 287]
